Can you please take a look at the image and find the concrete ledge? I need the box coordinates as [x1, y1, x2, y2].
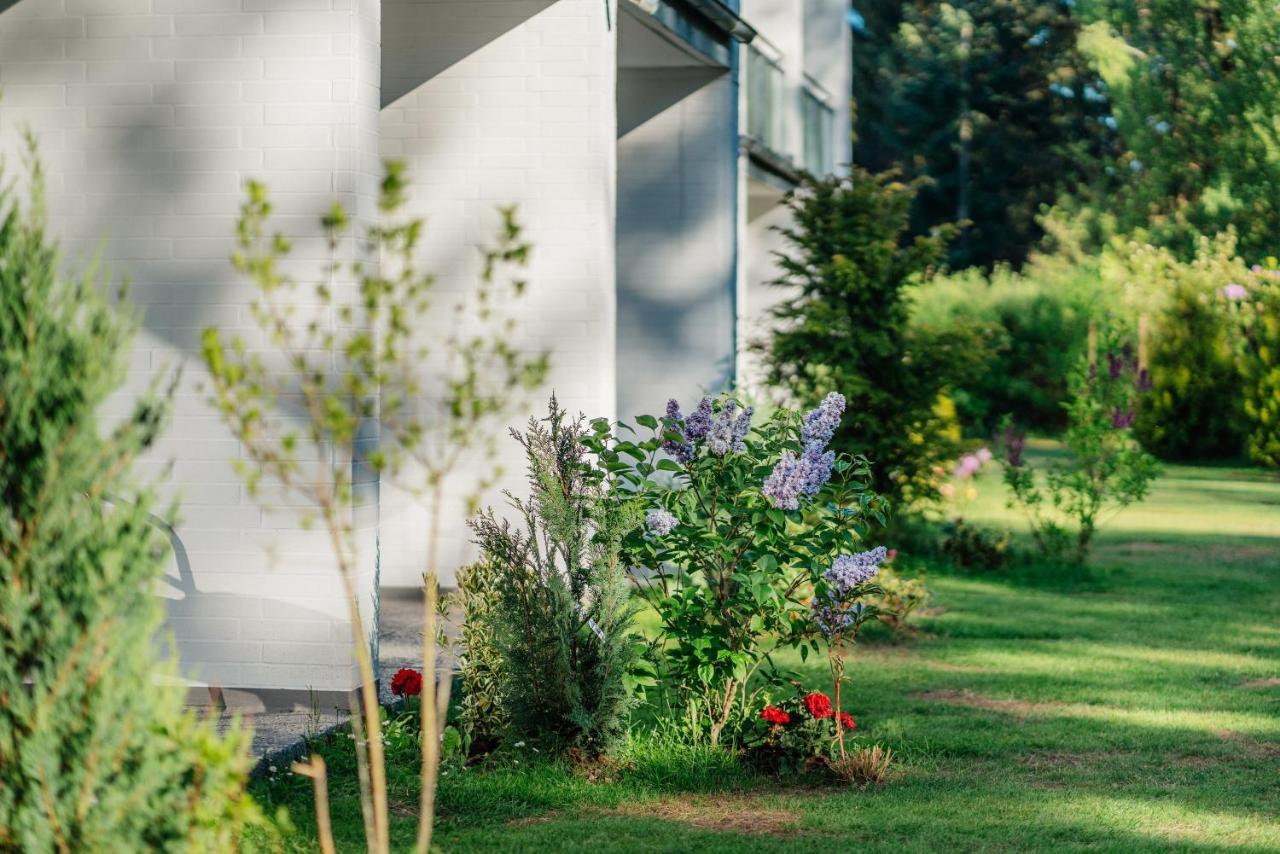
[186, 685, 360, 715]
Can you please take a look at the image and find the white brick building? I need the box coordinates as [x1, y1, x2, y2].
[0, 0, 851, 709]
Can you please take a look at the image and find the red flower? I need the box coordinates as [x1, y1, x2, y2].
[760, 705, 791, 726]
[390, 667, 423, 698]
[838, 711, 857, 731]
[803, 692, 833, 719]
[887, 549, 898, 562]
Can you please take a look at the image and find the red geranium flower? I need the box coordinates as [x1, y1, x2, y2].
[838, 711, 856, 731]
[760, 705, 791, 726]
[391, 667, 423, 698]
[803, 692, 833, 719]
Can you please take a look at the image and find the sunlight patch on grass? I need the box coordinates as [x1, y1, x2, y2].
[1070, 793, 1280, 849]
[918, 689, 1280, 737]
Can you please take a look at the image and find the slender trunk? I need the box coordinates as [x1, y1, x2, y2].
[346, 691, 376, 846]
[292, 755, 336, 854]
[416, 486, 445, 854]
[708, 679, 738, 747]
[327, 515, 389, 854]
[832, 636, 846, 759]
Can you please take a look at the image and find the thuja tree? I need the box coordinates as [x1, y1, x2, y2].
[0, 135, 257, 850]
[470, 397, 643, 755]
[203, 164, 545, 854]
[758, 170, 959, 510]
[613, 393, 887, 745]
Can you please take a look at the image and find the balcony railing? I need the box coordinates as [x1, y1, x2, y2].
[746, 46, 786, 157]
[801, 86, 835, 175]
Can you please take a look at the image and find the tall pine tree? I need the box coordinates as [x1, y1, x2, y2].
[854, 0, 1118, 270]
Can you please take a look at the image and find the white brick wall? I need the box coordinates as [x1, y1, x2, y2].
[377, 0, 617, 589]
[0, 0, 382, 698]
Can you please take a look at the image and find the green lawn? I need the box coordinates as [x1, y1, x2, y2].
[250, 451, 1280, 852]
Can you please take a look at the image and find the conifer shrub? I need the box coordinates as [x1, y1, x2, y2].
[757, 170, 962, 508]
[0, 133, 258, 851]
[453, 560, 509, 753]
[470, 397, 644, 756]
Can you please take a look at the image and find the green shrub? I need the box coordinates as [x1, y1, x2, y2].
[610, 393, 887, 747]
[453, 560, 508, 752]
[0, 135, 258, 850]
[470, 397, 643, 756]
[909, 258, 1107, 434]
[941, 519, 1011, 571]
[1226, 264, 1280, 467]
[1106, 236, 1248, 460]
[868, 565, 932, 632]
[756, 170, 960, 508]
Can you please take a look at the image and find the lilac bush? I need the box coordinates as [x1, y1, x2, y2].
[586, 393, 888, 746]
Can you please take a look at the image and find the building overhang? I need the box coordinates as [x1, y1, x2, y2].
[742, 136, 803, 190]
[622, 0, 756, 69]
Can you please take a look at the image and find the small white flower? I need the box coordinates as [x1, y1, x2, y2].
[514, 741, 525, 748]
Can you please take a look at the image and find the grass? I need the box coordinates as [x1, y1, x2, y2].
[247, 448, 1280, 852]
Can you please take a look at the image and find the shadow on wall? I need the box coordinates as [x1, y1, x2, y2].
[381, 0, 556, 107]
[615, 67, 738, 420]
[0, 0, 381, 693]
[154, 507, 355, 710]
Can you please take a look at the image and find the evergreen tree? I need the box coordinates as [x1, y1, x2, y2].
[853, 0, 1118, 269]
[758, 170, 964, 509]
[0, 134, 257, 851]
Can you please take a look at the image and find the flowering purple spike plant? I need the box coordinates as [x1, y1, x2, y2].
[998, 327, 1159, 563]
[586, 392, 887, 747]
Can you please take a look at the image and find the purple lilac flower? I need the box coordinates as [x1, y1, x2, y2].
[812, 592, 863, 638]
[1137, 368, 1153, 393]
[1111, 408, 1136, 430]
[707, 401, 752, 456]
[800, 444, 836, 497]
[762, 451, 805, 510]
[824, 547, 888, 594]
[685, 397, 713, 441]
[645, 508, 678, 537]
[732, 405, 753, 450]
[661, 399, 696, 463]
[1002, 423, 1026, 467]
[801, 392, 846, 447]
[1221, 282, 1249, 301]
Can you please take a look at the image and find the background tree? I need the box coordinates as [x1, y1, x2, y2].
[1072, 0, 1280, 262]
[0, 134, 258, 852]
[853, 0, 1118, 270]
